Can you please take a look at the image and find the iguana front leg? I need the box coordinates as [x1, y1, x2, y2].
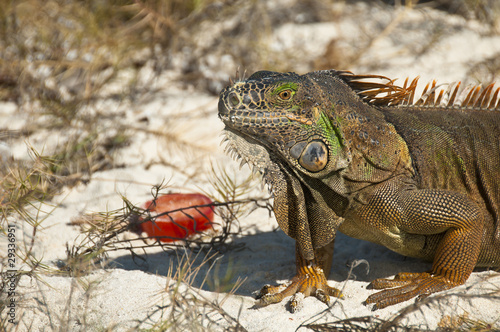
[359, 186, 484, 310]
[257, 240, 342, 312]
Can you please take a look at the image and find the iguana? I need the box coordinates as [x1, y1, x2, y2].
[218, 69, 500, 310]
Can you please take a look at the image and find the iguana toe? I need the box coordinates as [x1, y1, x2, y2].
[365, 272, 457, 310]
[257, 264, 342, 312]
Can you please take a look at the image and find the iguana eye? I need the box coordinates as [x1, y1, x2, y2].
[298, 141, 328, 172]
[272, 83, 297, 100]
[278, 90, 293, 100]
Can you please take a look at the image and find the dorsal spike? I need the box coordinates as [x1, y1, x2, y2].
[422, 81, 432, 96]
[435, 89, 445, 105]
[462, 86, 478, 107]
[426, 80, 438, 105]
[447, 82, 461, 107]
[337, 72, 499, 110]
[415, 82, 432, 106]
[470, 86, 483, 107]
[402, 77, 409, 90]
[477, 83, 494, 108]
[490, 87, 500, 109]
[407, 77, 420, 105]
[422, 81, 442, 106]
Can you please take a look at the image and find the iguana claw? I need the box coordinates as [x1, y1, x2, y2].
[365, 272, 456, 310]
[256, 261, 343, 312]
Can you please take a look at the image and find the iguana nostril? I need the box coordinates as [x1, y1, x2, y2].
[229, 92, 240, 107]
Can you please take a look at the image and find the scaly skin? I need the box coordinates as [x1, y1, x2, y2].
[218, 70, 500, 310]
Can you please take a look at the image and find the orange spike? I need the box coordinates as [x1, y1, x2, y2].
[471, 85, 483, 107]
[447, 82, 461, 107]
[415, 82, 432, 106]
[461, 87, 474, 107]
[463, 86, 481, 107]
[425, 80, 438, 106]
[435, 89, 445, 105]
[477, 83, 494, 108]
[490, 87, 500, 109]
[407, 77, 420, 105]
[421, 82, 430, 95]
[400, 77, 409, 105]
[402, 77, 409, 90]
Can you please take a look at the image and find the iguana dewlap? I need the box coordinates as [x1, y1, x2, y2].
[218, 70, 500, 310]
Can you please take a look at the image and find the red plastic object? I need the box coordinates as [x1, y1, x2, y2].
[140, 193, 214, 242]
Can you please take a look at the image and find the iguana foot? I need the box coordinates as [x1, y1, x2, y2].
[365, 272, 457, 310]
[256, 263, 342, 312]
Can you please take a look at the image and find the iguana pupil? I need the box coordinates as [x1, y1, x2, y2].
[279, 90, 292, 100]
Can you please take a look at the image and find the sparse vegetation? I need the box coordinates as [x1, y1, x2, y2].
[62, 171, 270, 277]
[1, 0, 499, 330]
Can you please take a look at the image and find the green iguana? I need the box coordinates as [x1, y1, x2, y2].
[218, 70, 500, 310]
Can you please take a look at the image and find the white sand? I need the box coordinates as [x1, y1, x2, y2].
[2, 3, 500, 331]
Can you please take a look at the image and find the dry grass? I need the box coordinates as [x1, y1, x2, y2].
[61, 164, 270, 274]
[45, 165, 268, 330]
[0, 1, 257, 329]
[139, 250, 247, 332]
[0, 149, 268, 330]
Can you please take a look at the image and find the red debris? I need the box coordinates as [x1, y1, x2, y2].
[140, 193, 214, 242]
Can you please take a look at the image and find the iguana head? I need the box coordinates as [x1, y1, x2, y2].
[218, 70, 413, 257]
[218, 70, 353, 177]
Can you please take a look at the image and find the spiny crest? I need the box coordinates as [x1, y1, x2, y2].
[228, 67, 248, 85]
[220, 130, 276, 193]
[222, 136, 246, 168]
[337, 72, 500, 110]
